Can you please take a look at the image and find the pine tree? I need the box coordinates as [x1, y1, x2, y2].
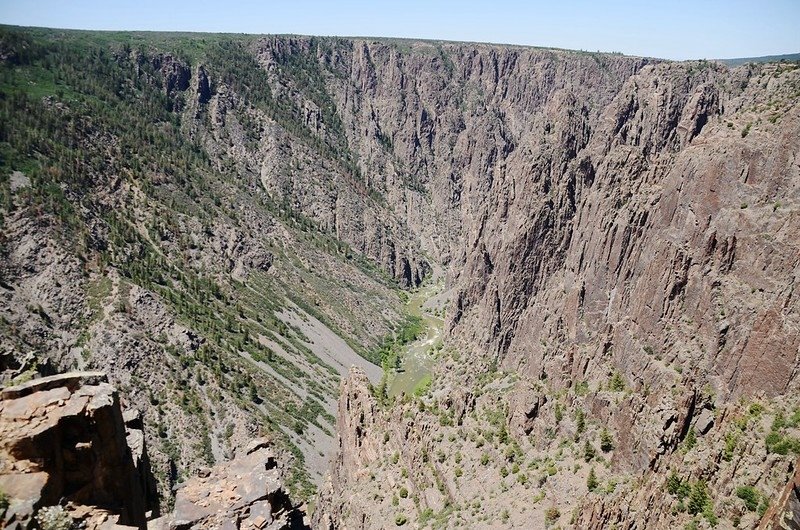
[575, 408, 586, 437]
[584, 440, 596, 462]
[688, 481, 709, 515]
[587, 467, 598, 492]
[600, 428, 614, 452]
[684, 427, 697, 451]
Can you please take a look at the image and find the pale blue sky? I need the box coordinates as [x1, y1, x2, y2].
[0, 0, 798, 60]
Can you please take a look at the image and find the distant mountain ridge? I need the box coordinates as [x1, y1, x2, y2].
[718, 52, 800, 66]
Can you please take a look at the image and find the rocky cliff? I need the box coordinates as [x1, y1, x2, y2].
[310, 44, 800, 529]
[0, 372, 156, 529]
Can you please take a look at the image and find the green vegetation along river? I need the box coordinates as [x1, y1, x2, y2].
[388, 278, 445, 398]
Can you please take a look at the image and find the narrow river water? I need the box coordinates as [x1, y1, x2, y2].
[388, 278, 445, 398]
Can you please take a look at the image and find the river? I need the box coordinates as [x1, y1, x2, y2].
[388, 276, 445, 398]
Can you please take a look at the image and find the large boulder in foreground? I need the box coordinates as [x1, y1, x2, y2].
[0, 371, 154, 529]
[149, 439, 308, 530]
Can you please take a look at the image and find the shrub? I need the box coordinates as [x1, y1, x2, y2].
[399, 486, 408, 498]
[554, 403, 564, 423]
[481, 453, 490, 466]
[687, 481, 709, 516]
[545, 506, 560, 525]
[766, 431, 800, 455]
[703, 504, 718, 527]
[666, 472, 691, 499]
[395, 514, 407, 526]
[722, 432, 738, 461]
[735, 485, 759, 512]
[0, 489, 8, 512]
[608, 372, 625, 392]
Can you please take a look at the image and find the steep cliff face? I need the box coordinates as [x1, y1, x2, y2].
[313, 49, 800, 528]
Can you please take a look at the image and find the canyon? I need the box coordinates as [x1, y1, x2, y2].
[0, 26, 799, 529]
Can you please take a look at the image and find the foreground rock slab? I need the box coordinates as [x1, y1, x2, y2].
[0, 371, 154, 529]
[149, 439, 308, 530]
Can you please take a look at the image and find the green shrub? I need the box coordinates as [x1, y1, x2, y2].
[395, 514, 407, 526]
[398, 486, 408, 498]
[703, 503, 718, 527]
[554, 403, 564, 423]
[608, 372, 625, 392]
[766, 431, 800, 455]
[666, 472, 682, 496]
[735, 485, 759, 512]
[687, 481, 709, 516]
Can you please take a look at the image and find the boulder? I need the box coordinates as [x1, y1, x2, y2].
[0, 372, 155, 529]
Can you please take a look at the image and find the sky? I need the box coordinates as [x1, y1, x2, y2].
[0, 0, 798, 61]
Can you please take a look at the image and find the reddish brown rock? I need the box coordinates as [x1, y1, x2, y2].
[759, 457, 800, 530]
[150, 439, 307, 530]
[0, 372, 155, 529]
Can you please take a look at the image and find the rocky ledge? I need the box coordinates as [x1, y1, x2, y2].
[149, 439, 309, 530]
[0, 371, 157, 529]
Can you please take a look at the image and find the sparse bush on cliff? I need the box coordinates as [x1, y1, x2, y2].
[735, 485, 760, 511]
[544, 506, 560, 525]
